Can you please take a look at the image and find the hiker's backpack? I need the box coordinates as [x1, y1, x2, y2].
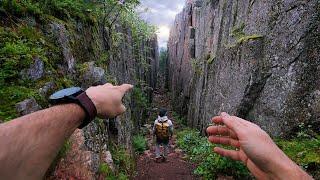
[155, 120, 170, 140]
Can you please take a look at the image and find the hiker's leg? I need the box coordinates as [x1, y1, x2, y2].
[163, 138, 169, 157]
[155, 143, 161, 158]
[164, 143, 169, 157]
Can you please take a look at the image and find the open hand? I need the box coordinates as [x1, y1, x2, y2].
[86, 83, 133, 118]
[206, 112, 312, 179]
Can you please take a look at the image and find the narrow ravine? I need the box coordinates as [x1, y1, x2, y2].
[134, 89, 198, 180]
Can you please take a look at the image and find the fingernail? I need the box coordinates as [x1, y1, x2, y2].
[213, 147, 218, 152]
[221, 112, 229, 117]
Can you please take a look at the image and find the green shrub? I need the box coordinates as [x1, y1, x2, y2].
[132, 87, 149, 108]
[1, 0, 42, 17]
[117, 172, 129, 180]
[132, 134, 147, 154]
[99, 163, 114, 178]
[178, 129, 320, 179]
[177, 129, 250, 179]
[276, 136, 320, 170]
[0, 86, 36, 121]
[172, 111, 187, 127]
[0, 25, 48, 85]
[111, 146, 135, 178]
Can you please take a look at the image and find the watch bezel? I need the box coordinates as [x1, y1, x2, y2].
[49, 87, 84, 105]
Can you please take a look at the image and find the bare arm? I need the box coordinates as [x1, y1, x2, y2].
[0, 104, 84, 179]
[152, 120, 157, 135]
[169, 120, 173, 137]
[0, 83, 133, 179]
[207, 112, 313, 180]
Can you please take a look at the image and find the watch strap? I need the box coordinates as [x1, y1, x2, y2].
[76, 92, 97, 128]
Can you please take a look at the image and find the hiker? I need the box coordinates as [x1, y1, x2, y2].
[207, 112, 313, 179]
[153, 108, 173, 162]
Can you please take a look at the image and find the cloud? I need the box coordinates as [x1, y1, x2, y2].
[138, 0, 185, 48]
[157, 25, 170, 48]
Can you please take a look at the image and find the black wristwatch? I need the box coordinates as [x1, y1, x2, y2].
[49, 87, 97, 129]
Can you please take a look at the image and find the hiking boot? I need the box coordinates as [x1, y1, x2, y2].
[161, 156, 167, 162]
[155, 156, 162, 163]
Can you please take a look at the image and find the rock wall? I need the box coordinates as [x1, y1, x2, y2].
[168, 0, 320, 137]
[0, 5, 158, 178]
[51, 22, 158, 177]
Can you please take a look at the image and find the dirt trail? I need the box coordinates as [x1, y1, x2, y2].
[134, 90, 198, 180]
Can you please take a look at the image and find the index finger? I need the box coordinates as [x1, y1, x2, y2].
[212, 112, 245, 134]
[118, 84, 133, 94]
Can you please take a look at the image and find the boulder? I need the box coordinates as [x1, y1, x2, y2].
[39, 82, 56, 97]
[21, 57, 44, 81]
[86, 152, 100, 173]
[49, 22, 75, 73]
[103, 151, 115, 172]
[81, 62, 106, 88]
[83, 119, 108, 153]
[16, 98, 41, 116]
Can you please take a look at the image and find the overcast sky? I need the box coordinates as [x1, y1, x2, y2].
[138, 0, 185, 49]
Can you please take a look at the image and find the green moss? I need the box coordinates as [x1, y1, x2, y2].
[276, 136, 320, 169]
[236, 34, 263, 44]
[206, 53, 216, 65]
[106, 74, 118, 85]
[191, 58, 203, 75]
[0, 24, 61, 120]
[55, 77, 74, 89]
[76, 62, 90, 77]
[229, 23, 263, 47]
[226, 34, 264, 49]
[231, 22, 245, 39]
[0, 86, 37, 121]
[0, 25, 53, 85]
[1, 0, 42, 17]
[96, 52, 110, 68]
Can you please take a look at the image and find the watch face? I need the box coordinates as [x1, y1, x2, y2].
[50, 87, 82, 100]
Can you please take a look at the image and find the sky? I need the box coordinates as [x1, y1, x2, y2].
[138, 0, 186, 49]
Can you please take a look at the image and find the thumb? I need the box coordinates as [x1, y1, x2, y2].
[117, 104, 126, 115]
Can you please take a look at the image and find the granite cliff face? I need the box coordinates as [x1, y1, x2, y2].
[49, 22, 158, 177]
[0, 3, 158, 177]
[167, 0, 320, 137]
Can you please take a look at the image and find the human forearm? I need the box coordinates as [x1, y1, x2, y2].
[0, 104, 85, 179]
[270, 156, 313, 180]
[169, 126, 173, 137]
[0, 83, 133, 179]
